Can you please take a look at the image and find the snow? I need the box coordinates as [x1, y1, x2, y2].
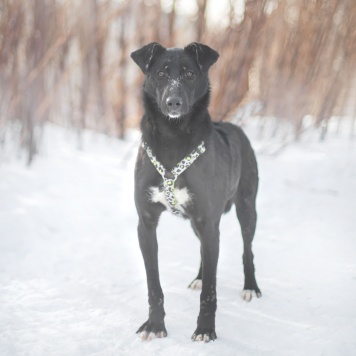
[1, 121, 356, 355]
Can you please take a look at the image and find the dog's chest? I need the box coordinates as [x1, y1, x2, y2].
[149, 185, 193, 214]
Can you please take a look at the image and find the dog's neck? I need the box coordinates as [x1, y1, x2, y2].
[141, 91, 212, 166]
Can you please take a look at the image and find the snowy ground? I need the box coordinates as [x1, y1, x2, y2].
[1, 121, 356, 356]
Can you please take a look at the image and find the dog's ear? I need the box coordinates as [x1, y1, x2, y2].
[184, 42, 219, 73]
[131, 42, 166, 74]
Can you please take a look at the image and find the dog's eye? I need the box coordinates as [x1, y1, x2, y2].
[186, 70, 194, 77]
[157, 70, 165, 77]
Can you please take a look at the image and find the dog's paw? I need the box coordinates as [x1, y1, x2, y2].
[191, 328, 217, 343]
[188, 279, 202, 290]
[242, 289, 262, 302]
[136, 320, 167, 341]
[139, 330, 167, 341]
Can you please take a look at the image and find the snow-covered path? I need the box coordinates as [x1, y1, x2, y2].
[1, 123, 356, 355]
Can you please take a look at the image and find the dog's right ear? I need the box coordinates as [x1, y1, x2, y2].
[131, 42, 166, 74]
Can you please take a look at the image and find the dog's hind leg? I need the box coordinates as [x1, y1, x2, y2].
[235, 150, 262, 302]
[188, 221, 203, 290]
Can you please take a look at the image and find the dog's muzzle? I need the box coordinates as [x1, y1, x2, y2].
[165, 95, 183, 118]
[160, 81, 190, 118]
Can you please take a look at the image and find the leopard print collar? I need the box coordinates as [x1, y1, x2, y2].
[142, 141, 206, 215]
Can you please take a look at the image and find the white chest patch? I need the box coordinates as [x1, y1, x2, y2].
[149, 186, 192, 214]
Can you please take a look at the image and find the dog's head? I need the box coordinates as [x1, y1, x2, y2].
[131, 42, 219, 119]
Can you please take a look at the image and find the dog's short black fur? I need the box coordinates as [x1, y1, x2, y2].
[131, 42, 261, 342]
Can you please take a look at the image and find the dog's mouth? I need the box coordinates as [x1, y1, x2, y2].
[160, 105, 188, 120]
[168, 112, 182, 119]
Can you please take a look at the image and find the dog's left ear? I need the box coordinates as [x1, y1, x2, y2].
[184, 42, 219, 73]
[131, 42, 166, 74]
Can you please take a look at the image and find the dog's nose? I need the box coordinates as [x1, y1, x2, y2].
[166, 96, 182, 108]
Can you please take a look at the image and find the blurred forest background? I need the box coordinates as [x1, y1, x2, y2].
[0, 0, 355, 164]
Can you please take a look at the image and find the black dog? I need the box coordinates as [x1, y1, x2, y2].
[131, 42, 261, 342]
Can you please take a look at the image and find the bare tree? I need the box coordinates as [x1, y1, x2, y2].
[208, 0, 268, 121]
[196, 0, 208, 42]
[1, 0, 355, 163]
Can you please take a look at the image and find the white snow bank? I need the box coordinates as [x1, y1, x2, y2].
[1, 122, 356, 355]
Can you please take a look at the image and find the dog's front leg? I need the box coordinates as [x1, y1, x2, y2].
[136, 216, 167, 340]
[191, 218, 220, 342]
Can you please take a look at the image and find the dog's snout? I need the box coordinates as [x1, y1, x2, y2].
[166, 96, 183, 108]
[160, 81, 188, 117]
